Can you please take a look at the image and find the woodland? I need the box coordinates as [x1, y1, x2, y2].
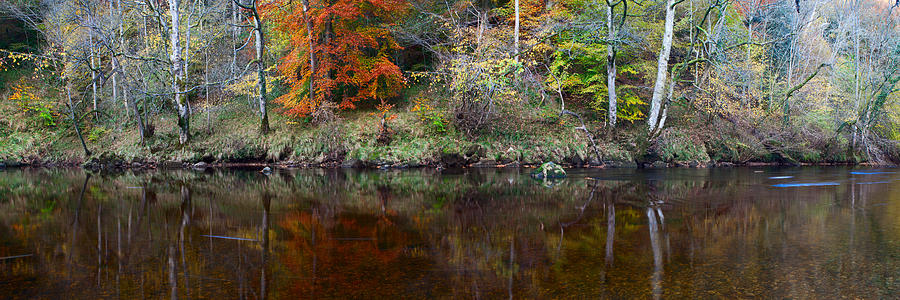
[2, 0, 900, 168]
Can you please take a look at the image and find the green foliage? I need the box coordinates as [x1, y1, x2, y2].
[8, 82, 58, 128]
[411, 97, 446, 134]
[548, 42, 646, 123]
[87, 127, 106, 142]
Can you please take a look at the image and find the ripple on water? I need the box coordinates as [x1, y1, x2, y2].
[772, 182, 840, 187]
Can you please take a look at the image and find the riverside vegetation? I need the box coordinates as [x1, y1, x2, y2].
[2, 0, 900, 169]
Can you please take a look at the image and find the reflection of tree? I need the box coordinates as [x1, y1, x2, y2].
[68, 173, 89, 281]
[277, 206, 426, 298]
[178, 185, 191, 298]
[168, 245, 176, 300]
[605, 191, 615, 267]
[2, 168, 899, 298]
[647, 206, 663, 300]
[260, 189, 270, 300]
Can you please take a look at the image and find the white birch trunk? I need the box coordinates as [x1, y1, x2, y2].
[647, 0, 677, 132]
[168, 0, 190, 144]
[514, 0, 520, 61]
[89, 30, 98, 121]
[203, 18, 211, 132]
[112, 56, 120, 118]
[253, 5, 269, 135]
[607, 3, 617, 126]
[852, 12, 861, 147]
[232, 0, 238, 80]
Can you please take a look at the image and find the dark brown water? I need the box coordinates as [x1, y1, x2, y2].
[0, 167, 898, 299]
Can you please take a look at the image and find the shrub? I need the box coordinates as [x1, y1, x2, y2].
[411, 97, 446, 134]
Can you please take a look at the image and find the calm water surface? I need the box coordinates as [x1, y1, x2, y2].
[1, 167, 898, 299]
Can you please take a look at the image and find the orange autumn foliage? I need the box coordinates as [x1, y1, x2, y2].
[262, 0, 409, 118]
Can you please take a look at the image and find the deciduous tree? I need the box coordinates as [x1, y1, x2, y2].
[265, 0, 408, 119]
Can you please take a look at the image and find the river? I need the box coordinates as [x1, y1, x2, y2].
[0, 167, 898, 298]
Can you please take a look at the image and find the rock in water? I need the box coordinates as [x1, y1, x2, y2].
[261, 166, 273, 174]
[531, 162, 567, 179]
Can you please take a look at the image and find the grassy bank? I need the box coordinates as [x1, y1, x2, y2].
[0, 96, 886, 169]
[0, 102, 629, 168]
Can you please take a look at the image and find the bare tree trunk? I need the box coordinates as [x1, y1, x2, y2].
[89, 30, 99, 121]
[204, 18, 211, 133]
[136, 14, 150, 142]
[235, 0, 270, 134]
[659, 80, 674, 130]
[852, 12, 861, 148]
[606, 3, 617, 126]
[647, 0, 677, 132]
[67, 81, 91, 157]
[231, 0, 238, 81]
[117, 0, 128, 120]
[253, 6, 270, 135]
[787, 39, 794, 87]
[476, 11, 486, 50]
[118, 11, 146, 144]
[112, 56, 121, 119]
[743, 22, 753, 105]
[785, 37, 794, 125]
[169, 0, 190, 144]
[514, 0, 519, 61]
[132, 91, 146, 145]
[184, 0, 196, 76]
[301, 0, 317, 108]
[324, 0, 334, 104]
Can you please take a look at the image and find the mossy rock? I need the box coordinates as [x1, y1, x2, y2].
[531, 162, 567, 179]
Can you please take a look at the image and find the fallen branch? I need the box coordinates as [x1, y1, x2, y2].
[562, 110, 603, 163]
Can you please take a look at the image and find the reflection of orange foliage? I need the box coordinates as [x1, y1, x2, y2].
[277, 211, 433, 298]
[12, 223, 24, 235]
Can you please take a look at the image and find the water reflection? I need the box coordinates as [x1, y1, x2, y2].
[647, 206, 663, 300]
[0, 167, 898, 298]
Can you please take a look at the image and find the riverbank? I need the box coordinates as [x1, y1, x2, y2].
[1, 102, 891, 170]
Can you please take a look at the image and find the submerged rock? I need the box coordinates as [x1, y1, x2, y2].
[192, 162, 208, 169]
[261, 166, 273, 174]
[531, 162, 567, 179]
